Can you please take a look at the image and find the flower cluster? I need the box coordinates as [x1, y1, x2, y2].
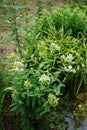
[39, 74, 50, 82]
[67, 54, 73, 61]
[50, 43, 60, 53]
[24, 80, 31, 87]
[60, 53, 73, 62]
[48, 93, 59, 107]
[14, 61, 24, 72]
[64, 65, 76, 73]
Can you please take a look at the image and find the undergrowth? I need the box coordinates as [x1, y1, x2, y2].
[6, 5, 87, 130]
[0, 1, 87, 130]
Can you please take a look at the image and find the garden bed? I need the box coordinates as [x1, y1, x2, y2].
[0, 0, 87, 130]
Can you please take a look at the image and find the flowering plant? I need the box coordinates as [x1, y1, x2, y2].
[8, 35, 86, 129]
[7, 5, 87, 130]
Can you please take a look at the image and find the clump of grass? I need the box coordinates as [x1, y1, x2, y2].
[35, 5, 87, 38]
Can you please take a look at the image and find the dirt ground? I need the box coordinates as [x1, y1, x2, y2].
[0, 0, 66, 57]
[0, 0, 66, 41]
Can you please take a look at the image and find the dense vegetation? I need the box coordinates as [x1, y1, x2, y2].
[0, 0, 87, 130]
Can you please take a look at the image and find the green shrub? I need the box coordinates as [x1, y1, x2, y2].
[8, 36, 87, 129]
[7, 5, 87, 130]
[35, 6, 87, 38]
[7, 48, 63, 130]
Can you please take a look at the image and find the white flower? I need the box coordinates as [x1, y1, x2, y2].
[64, 65, 76, 73]
[39, 74, 50, 82]
[14, 61, 24, 67]
[14, 61, 24, 72]
[67, 54, 73, 61]
[15, 67, 23, 72]
[51, 43, 60, 51]
[15, 67, 19, 72]
[72, 69, 76, 73]
[20, 68, 23, 71]
[60, 55, 66, 59]
[82, 64, 85, 67]
[61, 54, 73, 62]
[68, 65, 72, 70]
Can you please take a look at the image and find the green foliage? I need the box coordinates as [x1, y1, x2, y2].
[35, 6, 87, 38]
[6, 5, 87, 130]
[45, 111, 68, 130]
[0, 63, 11, 130]
[72, 0, 87, 4]
[36, 0, 43, 17]
[26, 29, 87, 95]
[0, 69, 5, 120]
[8, 30, 87, 129]
[7, 50, 62, 129]
[37, 111, 68, 130]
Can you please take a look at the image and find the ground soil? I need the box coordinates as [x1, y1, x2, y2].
[0, 0, 66, 56]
